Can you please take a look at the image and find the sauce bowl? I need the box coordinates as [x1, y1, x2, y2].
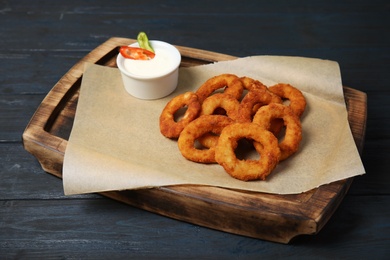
[116, 40, 181, 100]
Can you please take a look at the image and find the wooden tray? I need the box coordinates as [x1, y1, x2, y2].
[22, 37, 367, 244]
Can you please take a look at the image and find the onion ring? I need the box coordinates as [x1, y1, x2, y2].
[238, 88, 284, 135]
[178, 115, 234, 163]
[198, 93, 241, 148]
[197, 120, 228, 149]
[268, 83, 306, 117]
[238, 88, 282, 123]
[201, 93, 241, 121]
[252, 103, 302, 161]
[240, 76, 267, 92]
[239, 76, 272, 114]
[195, 74, 244, 103]
[159, 92, 201, 139]
[215, 122, 281, 181]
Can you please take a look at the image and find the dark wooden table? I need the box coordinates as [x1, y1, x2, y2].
[1, 0, 389, 258]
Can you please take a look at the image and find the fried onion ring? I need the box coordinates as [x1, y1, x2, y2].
[159, 92, 201, 139]
[240, 76, 267, 92]
[195, 74, 244, 103]
[239, 76, 273, 114]
[215, 122, 281, 181]
[178, 115, 233, 163]
[238, 88, 284, 135]
[197, 120, 227, 149]
[268, 83, 306, 117]
[198, 93, 241, 148]
[201, 93, 241, 121]
[159, 73, 307, 182]
[238, 88, 282, 123]
[252, 103, 302, 161]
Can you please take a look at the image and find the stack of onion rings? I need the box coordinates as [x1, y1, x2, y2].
[159, 74, 307, 181]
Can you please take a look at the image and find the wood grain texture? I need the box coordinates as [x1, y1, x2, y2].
[1, 0, 389, 258]
[22, 37, 366, 243]
[2, 195, 387, 259]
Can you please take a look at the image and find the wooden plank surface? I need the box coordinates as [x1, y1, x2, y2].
[22, 37, 366, 244]
[1, 0, 389, 258]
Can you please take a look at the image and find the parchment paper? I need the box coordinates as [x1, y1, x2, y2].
[63, 56, 365, 195]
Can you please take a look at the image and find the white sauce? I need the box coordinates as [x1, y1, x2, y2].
[123, 46, 175, 78]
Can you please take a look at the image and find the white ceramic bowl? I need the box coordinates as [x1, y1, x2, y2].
[116, 40, 181, 100]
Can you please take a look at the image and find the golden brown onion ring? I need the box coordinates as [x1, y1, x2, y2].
[240, 76, 268, 92]
[198, 93, 241, 148]
[268, 83, 306, 117]
[252, 103, 302, 161]
[159, 92, 201, 139]
[215, 122, 281, 181]
[201, 93, 241, 121]
[178, 115, 234, 163]
[195, 74, 244, 103]
[238, 88, 282, 123]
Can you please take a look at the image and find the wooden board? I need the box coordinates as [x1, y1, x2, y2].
[22, 37, 367, 244]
